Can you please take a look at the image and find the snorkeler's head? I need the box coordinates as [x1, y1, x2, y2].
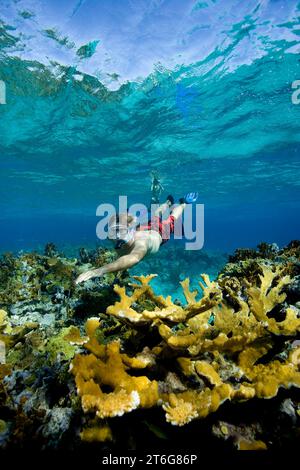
[108, 213, 136, 249]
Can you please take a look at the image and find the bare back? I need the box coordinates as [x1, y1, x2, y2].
[117, 230, 162, 257]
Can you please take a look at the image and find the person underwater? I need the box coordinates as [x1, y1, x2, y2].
[150, 170, 164, 205]
[75, 192, 198, 284]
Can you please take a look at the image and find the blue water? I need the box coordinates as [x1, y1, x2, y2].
[0, 0, 300, 292]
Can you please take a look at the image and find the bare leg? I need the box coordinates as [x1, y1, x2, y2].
[171, 202, 186, 221]
[154, 201, 170, 216]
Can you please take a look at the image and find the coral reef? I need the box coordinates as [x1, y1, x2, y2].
[0, 244, 128, 322]
[0, 241, 300, 451]
[71, 263, 300, 437]
[131, 245, 228, 302]
[0, 244, 128, 450]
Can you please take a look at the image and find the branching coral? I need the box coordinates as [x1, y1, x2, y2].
[106, 274, 221, 324]
[238, 345, 300, 398]
[1, 243, 299, 450]
[70, 262, 300, 436]
[162, 384, 233, 426]
[247, 266, 300, 335]
[69, 318, 160, 440]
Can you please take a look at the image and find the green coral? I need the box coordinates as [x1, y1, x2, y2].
[46, 327, 77, 363]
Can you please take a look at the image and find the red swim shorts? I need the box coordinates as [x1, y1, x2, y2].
[138, 215, 175, 244]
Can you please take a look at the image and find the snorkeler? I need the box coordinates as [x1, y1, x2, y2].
[150, 170, 164, 205]
[75, 192, 198, 284]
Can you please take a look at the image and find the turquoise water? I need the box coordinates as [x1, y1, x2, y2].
[0, 0, 300, 291]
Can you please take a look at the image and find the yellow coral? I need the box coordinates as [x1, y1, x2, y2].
[233, 384, 256, 400]
[70, 265, 300, 440]
[155, 279, 265, 356]
[63, 326, 88, 345]
[195, 361, 222, 386]
[80, 423, 113, 442]
[0, 309, 38, 348]
[247, 266, 300, 335]
[155, 267, 296, 356]
[177, 357, 222, 386]
[122, 347, 157, 368]
[180, 275, 222, 317]
[238, 439, 267, 450]
[82, 318, 106, 357]
[239, 345, 300, 398]
[71, 340, 159, 423]
[107, 274, 221, 324]
[162, 384, 233, 426]
[0, 310, 12, 338]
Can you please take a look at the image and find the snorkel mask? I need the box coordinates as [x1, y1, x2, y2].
[108, 223, 135, 249]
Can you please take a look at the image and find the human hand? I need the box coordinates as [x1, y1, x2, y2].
[75, 270, 96, 284]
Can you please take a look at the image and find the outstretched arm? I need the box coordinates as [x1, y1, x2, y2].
[75, 244, 147, 284]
